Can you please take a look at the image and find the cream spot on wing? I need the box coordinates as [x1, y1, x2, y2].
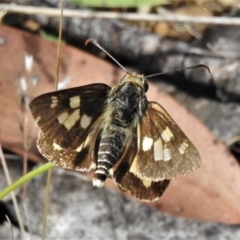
[84, 135, 91, 147]
[80, 114, 92, 129]
[154, 138, 163, 161]
[58, 112, 69, 124]
[51, 96, 58, 108]
[129, 155, 138, 176]
[161, 127, 174, 142]
[142, 136, 153, 151]
[36, 116, 41, 123]
[109, 168, 114, 177]
[163, 148, 171, 161]
[75, 143, 83, 152]
[179, 141, 189, 155]
[53, 142, 62, 150]
[69, 96, 81, 109]
[90, 162, 96, 169]
[137, 124, 141, 149]
[75, 135, 91, 152]
[166, 127, 173, 137]
[63, 109, 80, 130]
[179, 148, 184, 155]
[50, 103, 57, 108]
[142, 178, 152, 188]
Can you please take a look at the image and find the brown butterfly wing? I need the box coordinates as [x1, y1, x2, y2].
[30, 84, 110, 171]
[131, 102, 201, 181]
[112, 125, 170, 201]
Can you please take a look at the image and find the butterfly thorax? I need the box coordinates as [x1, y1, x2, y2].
[93, 80, 148, 187]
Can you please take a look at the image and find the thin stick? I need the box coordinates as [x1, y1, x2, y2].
[22, 103, 29, 199]
[5, 215, 14, 240]
[226, 135, 240, 146]
[41, 169, 52, 240]
[42, 1, 65, 239]
[1, 4, 240, 26]
[54, 0, 65, 91]
[0, 142, 25, 237]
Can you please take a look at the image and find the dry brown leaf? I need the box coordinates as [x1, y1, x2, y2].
[0, 25, 240, 224]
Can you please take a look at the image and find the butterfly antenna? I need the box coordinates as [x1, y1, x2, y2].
[85, 38, 129, 73]
[146, 64, 211, 78]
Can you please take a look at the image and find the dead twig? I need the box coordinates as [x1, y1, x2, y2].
[0, 141, 25, 237]
[1, 4, 240, 26]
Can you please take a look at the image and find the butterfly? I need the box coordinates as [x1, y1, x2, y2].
[29, 39, 205, 201]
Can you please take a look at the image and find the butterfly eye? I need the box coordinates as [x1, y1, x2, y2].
[144, 82, 149, 92]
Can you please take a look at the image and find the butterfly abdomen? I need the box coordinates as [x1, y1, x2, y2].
[93, 129, 126, 187]
[93, 83, 146, 187]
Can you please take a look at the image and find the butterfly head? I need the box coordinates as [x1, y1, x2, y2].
[120, 73, 149, 92]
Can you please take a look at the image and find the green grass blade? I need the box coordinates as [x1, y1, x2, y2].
[0, 162, 55, 200]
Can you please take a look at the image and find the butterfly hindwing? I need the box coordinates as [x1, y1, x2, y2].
[111, 127, 170, 201]
[130, 102, 201, 181]
[37, 126, 102, 171]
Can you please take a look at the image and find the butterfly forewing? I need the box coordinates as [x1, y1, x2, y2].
[30, 83, 110, 150]
[30, 83, 110, 171]
[132, 102, 201, 181]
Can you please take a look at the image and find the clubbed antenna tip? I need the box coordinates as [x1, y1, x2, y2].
[85, 38, 128, 73]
